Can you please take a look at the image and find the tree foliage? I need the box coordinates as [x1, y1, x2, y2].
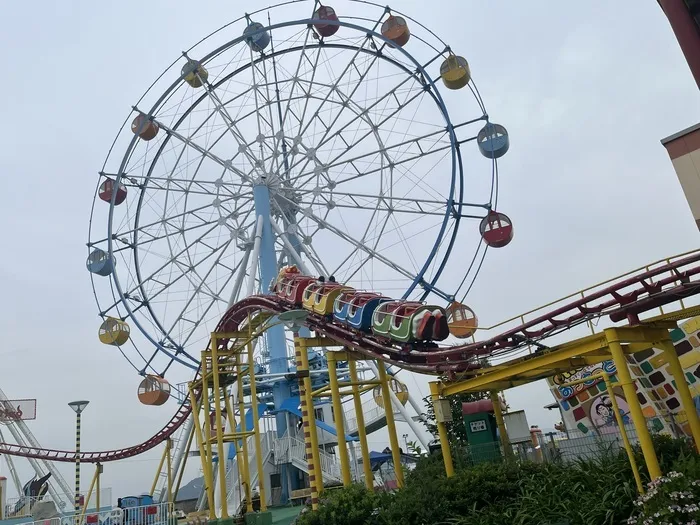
[421, 391, 489, 446]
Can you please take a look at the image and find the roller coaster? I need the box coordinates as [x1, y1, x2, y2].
[2, 248, 700, 464]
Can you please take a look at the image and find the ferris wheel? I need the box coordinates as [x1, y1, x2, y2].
[86, 0, 512, 391]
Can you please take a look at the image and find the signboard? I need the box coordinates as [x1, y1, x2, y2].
[469, 419, 487, 433]
[0, 399, 37, 421]
[503, 410, 531, 444]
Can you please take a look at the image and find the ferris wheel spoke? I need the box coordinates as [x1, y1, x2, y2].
[115, 220, 224, 304]
[161, 238, 242, 347]
[295, 194, 451, 217]
[315, 87, 427, 174]
[279, 35, 376, 177]
[280, 41, 383, 181]
[277, 193, 419, 282]
[190, 64, 268, 173]
[287, 126, 451, 191]
[328, 199, 389, 279]
[152, 118, 253, 184]
[269, 27, 314, 162]
[284, 44, 424, 177]
[128, 236, 234, 328]
[97, 196, 244, 249]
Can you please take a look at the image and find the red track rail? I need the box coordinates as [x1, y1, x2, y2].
[3, 251, 700, 462]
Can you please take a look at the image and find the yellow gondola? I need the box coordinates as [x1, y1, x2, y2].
[373, 377, 409, 409]
[440, 55, 470, 90]
[446, 302, 478, 338]
[98, 317, 130, 346]
[182, 59, 208, 88]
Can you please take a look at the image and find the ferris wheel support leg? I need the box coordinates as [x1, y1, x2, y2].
[253, 186, 296, 503]
[376, 362, 404, 488]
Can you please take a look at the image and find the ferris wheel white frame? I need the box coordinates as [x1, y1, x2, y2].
[86, 0, 505, 380]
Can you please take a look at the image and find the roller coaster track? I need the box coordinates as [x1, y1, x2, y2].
[2, 249, 700, 463]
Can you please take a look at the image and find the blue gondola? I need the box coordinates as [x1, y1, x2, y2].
[477, 123, 509, 159]
[243, 22, 270, 52]
[86, 248, 115, 276]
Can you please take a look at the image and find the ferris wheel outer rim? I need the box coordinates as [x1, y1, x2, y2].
[120, 41, 461, 362]
[95, 15, 490, 373]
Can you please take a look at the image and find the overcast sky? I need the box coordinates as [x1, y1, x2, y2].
[1, 0, 699, 503]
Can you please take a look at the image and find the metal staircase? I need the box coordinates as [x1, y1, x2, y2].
[272, 434, 342, 483]
[224, 431, 273, 514]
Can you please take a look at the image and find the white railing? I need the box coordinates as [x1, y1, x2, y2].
[225, 431, 274, 514]
[4, 489, 113, 519]
[345, 395, 387, 434]
[20, 503, 171, 525]
[273, 434, 341, 482]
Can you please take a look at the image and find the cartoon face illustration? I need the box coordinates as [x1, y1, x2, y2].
[589, 394, 631, 432]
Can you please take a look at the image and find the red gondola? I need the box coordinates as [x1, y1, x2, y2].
[98, 178, 127, 206]
[479, 211, 513, 248]
[314, 5, 339, 37]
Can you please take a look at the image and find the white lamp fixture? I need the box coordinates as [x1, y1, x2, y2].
[68, 401, 90, 415]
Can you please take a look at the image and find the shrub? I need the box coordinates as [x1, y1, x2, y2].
[296, 436, 700, 525]
[627, 471, 700, 524]
[294, 483, 387, 525]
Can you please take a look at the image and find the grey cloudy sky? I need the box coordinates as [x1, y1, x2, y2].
[1, 0, 699, 502]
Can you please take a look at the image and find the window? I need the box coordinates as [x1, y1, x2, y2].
[314, 407, 324, 422]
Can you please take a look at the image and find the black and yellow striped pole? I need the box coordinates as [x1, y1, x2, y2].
[68, 400, 89, 518]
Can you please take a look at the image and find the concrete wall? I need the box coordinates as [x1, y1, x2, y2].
[662, 124, 700, 230]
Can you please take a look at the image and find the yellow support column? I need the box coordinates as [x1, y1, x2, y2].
[602, 373, 644, 494]
[96, 464, 101, 514]
[150, 443, 168, 497]
[660, 339, 700, 452]
[606, 328, 662, 479]
[236, 360, 253, 513]
[429, 382, 454, 478]
[490, 391, 512, 460]
[247, 339, 268, 512]
[327, 353, 353, 486]
[224, 383, 247, 514]
[376, 361, 405, 488]
[294, 336, 323, 510]
[209, 337, 230, 521]
[349, 360, 374, 490]
[189, 386, 215, 517]
[200, 357, 218, 523]
[166, 438, 173, 509]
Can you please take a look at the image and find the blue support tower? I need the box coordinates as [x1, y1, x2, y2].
[252, 182, 293, 502]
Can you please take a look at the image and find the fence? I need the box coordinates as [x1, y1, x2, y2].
[19, 503, 172, 525]
[451, 414, 695, 470]
[4, 489, 113, 519]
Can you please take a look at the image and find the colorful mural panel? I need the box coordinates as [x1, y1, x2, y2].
[547, 315, 700, 437]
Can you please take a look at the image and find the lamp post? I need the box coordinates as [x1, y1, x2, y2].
[68, 400, 89, 517]
[402, 434, 409, 452]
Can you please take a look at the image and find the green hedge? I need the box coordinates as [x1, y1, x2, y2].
[295, 435, 699, 525]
